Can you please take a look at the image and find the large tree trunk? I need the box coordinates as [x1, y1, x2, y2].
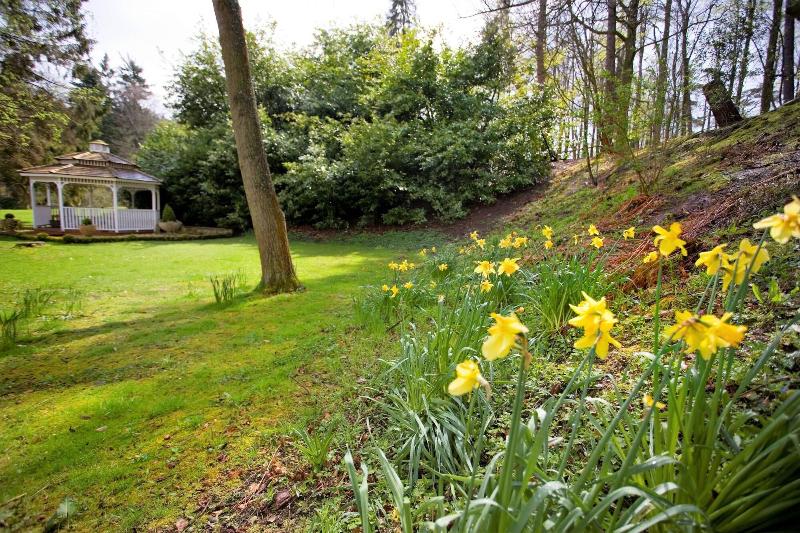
[783, 3, 796, 102]
[600, 0, 617, 150]
[212, 0, 300, 294]
[679, 0, 692, 134]
[703, 71, 743, 127]
[616, 0, 641, 149]
[536, 0, 547, 83]
[761, 0, 783, 113]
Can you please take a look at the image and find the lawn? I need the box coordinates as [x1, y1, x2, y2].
[1, 209, 32, 226]
[0, 234, 411, 530]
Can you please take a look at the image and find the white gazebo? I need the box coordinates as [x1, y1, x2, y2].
[20, 140, 162, 233]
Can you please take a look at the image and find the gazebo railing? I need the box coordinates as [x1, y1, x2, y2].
[62, 207, 157, 231]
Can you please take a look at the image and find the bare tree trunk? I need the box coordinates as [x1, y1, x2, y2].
[761, 0, 783, 112]
[783, 3, 796, 101]
[212, 0, 300, 294]
[679, 0, 692, 134]
[652, 0, 673, 145]
[735, 0, 757, 107]
[536, 0, 547, 83]
[600, 0, 618, 150]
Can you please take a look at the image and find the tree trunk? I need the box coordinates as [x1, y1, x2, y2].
[600, 0, 618, 150]
[783, 3, 796, 102]
[734, 0, 757, 107]
[652, 0, 672, 145]
[679, 0, 692, 134]
[616, 0, 640, 150]
[703, 72, 743, 127]
[761, 0, 783, 113]
[212, 0, 300, 294]
[536, 0, 547, 83]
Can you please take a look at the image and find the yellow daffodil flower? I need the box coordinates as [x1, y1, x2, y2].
[419, 248, 428, 257]
[544, 239, 554, 249]
[403, 281, 414, 289]
[497, 257, 521, 276]
[474, 260, 495, 278]
[643, 394, 666, 410]
[663, 310, 746, 359]
[499, 235, 513, 248]
[753, 196, 800, 244]
[588, 224, 600, 236]
[480, 280, 493, 293]
[429, 281, 437, 289]
[652, 222, 688, 257]
[591, 236, 604, 249]
[623, 227, 636, 239]
[458, 246, 466, 254]
[643, 251, 659, 263]
[695, 243, 730, 275]
[470, 230, 479, 241]
[542, 225, 554, 240]
[513, 236, 528, 248]
[447, 360, 488, 396]
[476, 238, 486, 250]
[568, 292, 621, 359]
[482, 312, 529, 361]
[438, 263, 448, 271]
[388, 261, 399, 270]
[431, 246, 437, 253]
[381, 284, 389, 292]
[516, 306, 525, 314]
[437, 294, 445, 304]
[390, 285, 399, 298]
[721, 239, 769, 290]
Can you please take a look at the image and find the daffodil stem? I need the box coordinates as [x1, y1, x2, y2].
[495, 346, 529, 530]
[653, 258, 663, 353]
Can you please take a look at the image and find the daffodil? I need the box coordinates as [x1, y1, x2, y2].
[721, 239, 769, 290]
[403, 281, 414, 289]
[429, 281, 437, 289]
[652, 222, 688, 257]
[516, 306, 524, 314]
[542, 225, 554, 240]
[643, 394, 666, 410]
[588, 224, 600, 236]
[753, 196, 800, 244]
[591, 236, 604, 249]
[568, 292, 621, 359]
[388, 261, 399, 270]
[438, 263, 448, 271]
[499, 235, 513, 248]
[476, 238, 486, 250]
[431, 246, 437, 253]
[695, 243, 730, 275]
[447, 360, 488, 396]
[497, 257, 521, 276]
[474, 260, 495, 278]
[381, 284, 389, 292]
[482, 312, 529, 361]
[663, 310, 746, 359]
[623, 227, 636, 239]
[643, 251, 659, 263]
[437, 294, 445, 304]
[480, 280, 493, 293]
[544, 239, 554, 249]
[513, 236, 528, 248]
[390, 285, 399, 298]
[470, 230, 479, 241]
[458, 247, 466, 254]
[419, 248, 427, 257]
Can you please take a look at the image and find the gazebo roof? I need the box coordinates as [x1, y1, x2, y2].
[20, 141, 161, 184]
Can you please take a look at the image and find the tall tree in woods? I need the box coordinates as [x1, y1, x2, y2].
[652, 0, 673, 144]
[211, 0, 299, 294]
[761, 0, 783, 112]
[783, 2, 796, 101]
[101, 59, 158, 158]
[386, 0, 416, 36]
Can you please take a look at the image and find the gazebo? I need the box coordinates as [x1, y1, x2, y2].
[20, 140, 162, 233]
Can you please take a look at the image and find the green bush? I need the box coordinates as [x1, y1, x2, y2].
[80, 217, 93, 225]
[161, 205, 176, 222]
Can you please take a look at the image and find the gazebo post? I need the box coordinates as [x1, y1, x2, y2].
[150, 188, 157, 230]
[56, 181, 65, 232]
[45, 184, 51, 207]
[111, 184, 119, 233]
[29, 178, 36, 228]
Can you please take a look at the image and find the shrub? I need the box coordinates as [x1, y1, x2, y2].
[80, 217, 93, 225]
[161, 205, 177, 222]
[4, 213, 14, 219]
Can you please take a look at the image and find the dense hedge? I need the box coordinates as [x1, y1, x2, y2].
[138, 25, 553, 230]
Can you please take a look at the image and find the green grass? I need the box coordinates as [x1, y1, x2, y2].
[0, 234, 408, 530]
[1, 209, 32, 226]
